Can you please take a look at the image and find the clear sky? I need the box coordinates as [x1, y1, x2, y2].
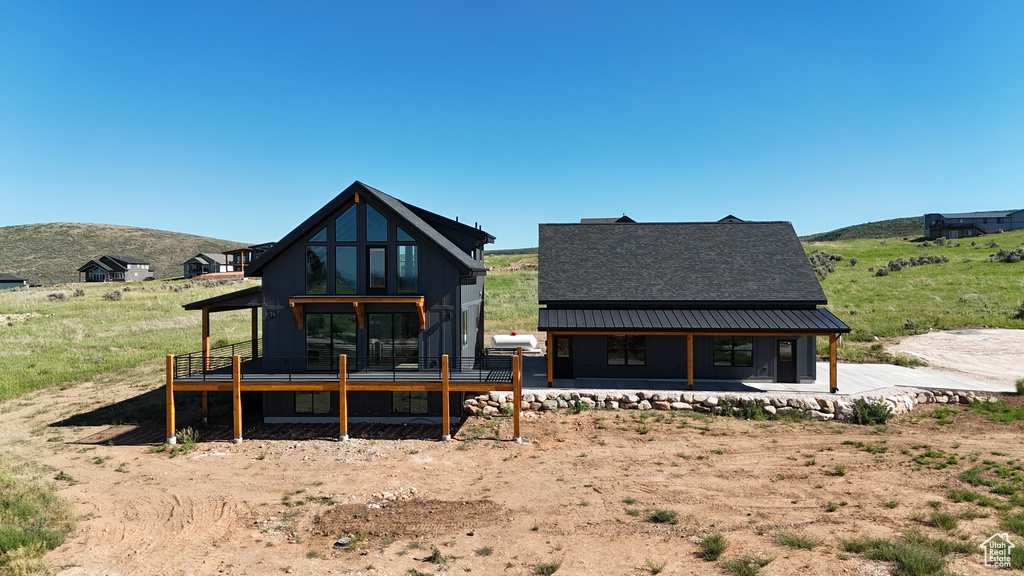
[2, 1, 1022, 249]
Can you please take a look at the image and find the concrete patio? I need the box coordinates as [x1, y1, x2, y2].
[519, 357, 1010, 396]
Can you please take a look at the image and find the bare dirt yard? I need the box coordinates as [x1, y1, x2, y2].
[889, 328, 1024, 388]
[2, 357, 1024, 576]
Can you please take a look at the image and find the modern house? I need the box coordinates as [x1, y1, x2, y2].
[77, 256, 154, 282]
[182, 253, 235, 279]
[924, 210, 1024, 239]
[537, 220, 850, 391]
[166, 181, 523, 443]
[223, 243, 274, 278]
[0, 273, 27, 290]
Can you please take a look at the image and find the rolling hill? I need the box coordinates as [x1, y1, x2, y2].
[0, 223, 250, 286]
[801, 216, 923, 242]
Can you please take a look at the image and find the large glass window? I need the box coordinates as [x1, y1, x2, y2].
[713, 336, 753, 367]
[296, 392, 331, 414]
[310, 226, 327, 242]
[366, 205, 388, 241]
[306, 313, 356, 371]
[392, 391, 428, 414]
[368, 313, 419, 370]
[368, 247, 386, 292]
[607, 335, 645, 366]
[397, 226, 414, 242]
[335, 205, 356, 242]
[335, 246, 357, 294]
[305, 246, 327, 294]
[397, 245, 418, 294]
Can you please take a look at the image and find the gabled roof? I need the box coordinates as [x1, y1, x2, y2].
[183, 286, 263, 311]
[0, 273, 26, 282]
[104, 255, 149, 266]
[247, 181, 490, 277]
[934, 210, 1023, 219]
[184, 253, 227, 266]
[77, 259, 112, 272]
[78, 255, 149, 273]
[539, 221, 826, 307]
[718, 215, 745, 222]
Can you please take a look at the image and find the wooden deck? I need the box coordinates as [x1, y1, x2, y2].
[166, 353, 523, 444]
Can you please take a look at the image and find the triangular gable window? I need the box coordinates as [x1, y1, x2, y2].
[366, 205, 388, 242]
[397, 226, 414, 242]
[335, 205, 356, 242]
[309, 226, 327, 242]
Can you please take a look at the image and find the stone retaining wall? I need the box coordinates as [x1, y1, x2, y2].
[463, 389, 1003, 422]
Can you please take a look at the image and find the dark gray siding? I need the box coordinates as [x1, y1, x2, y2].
[567, 335, 817, 382]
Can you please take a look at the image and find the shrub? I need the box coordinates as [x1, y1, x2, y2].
[721, 553, 772, 576]
[1016, 378, 1024, 396]
[102, 290, 122, 301]
[851, 398, 892, 425]
[849, 257, 858, 267]
[875, 267, 889, 277]
[72, 287, 85, 297]
[47, 291, 68, 301]
[774, 531, 822, 549]
[929, 512, 958, 531]
[1013, 303, 1024, 321]
[534, 560, 562, 575]
[648, 509, 678, 524]
[697, 533, 728, 560]
[807, 250, 843, 280]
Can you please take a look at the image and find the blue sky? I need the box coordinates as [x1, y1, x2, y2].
[2, 1, 1022, 249]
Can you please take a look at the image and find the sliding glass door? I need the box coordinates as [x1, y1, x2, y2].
[368, 313, 419, 370]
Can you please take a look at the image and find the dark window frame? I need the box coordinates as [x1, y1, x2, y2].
[606, 335, 646, 366]
[713, 335, 754, 367]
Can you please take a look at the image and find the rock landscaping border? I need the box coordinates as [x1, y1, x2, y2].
[463, 389, 1003, 422]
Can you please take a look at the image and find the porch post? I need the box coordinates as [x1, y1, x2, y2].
[513, 350, 522, 443]
[546, 332, 553, 385]
[338, 354, 349, 442]
[202, 307, 211, 371]
[232, 355, 242, 443]
[686, 334, 694, 390]
[165, 355, 176, 444]
[829, 334, 838, 394]
[441, 355, 451, 441]
[251, 307, 259, 353]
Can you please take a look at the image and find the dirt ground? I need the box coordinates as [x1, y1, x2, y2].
[889, 328, 1024, 387]
[1, 348, 1023, 575]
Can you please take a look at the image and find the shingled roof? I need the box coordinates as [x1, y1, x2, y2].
[539, 221, 826, 308]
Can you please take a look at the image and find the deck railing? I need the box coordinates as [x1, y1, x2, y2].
[174, 339, 261, 379]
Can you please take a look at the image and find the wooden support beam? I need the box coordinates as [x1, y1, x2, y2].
[232, 355, 242, 443]
[202, 307, 211, 372]
[354, 191, 361, 203]
[339, 355, 348, 441]
[829, 334, 838, 394]
[291, 301, 303, 329]
[513, 349, 522, 442]
[353, 302, 364, 329]
[416, 300, 426, 330]
[546, 332, 553, 385]
[166, 355, 176, 444]
[687, 334, 694, 390]
[441, 355, 450, 440]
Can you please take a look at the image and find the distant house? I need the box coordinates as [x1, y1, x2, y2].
[537, 219, 850, 390]
[924, 210, 1024, 239]
[0, 273, 27, 290]
[182, 253, 235, 279]
[77, 256, 154, 282]
[222, 243, 275, 278]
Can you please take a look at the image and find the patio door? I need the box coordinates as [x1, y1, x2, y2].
[777, 339, 797, 383]
[305, 313, 356, 372]
[368, 313, 420, 370]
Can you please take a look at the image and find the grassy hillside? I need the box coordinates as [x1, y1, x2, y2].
[808, 229, 1024, 359]
[0, 223, 251, 286]
[0, 280, 258, 402]
[801, 216, 923, 242]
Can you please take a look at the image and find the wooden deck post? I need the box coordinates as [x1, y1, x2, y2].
[686, 334, 694, 390]
[339, 355, 349, 442]
[513, 351, 522, 442]
[165, 355, 176, 444]
[232, 355, 242, 443]
[202, 307, 212, 372]
[546, 332, 553, 385]
[201, 391, 208, 424]
[441, 355, 451, 441]
[829, 334, 838, 394]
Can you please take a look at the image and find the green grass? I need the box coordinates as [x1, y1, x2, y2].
[0, 453, 77, 573]
[697, 533, 728, 560]
[806, 228, 1024, 347]
[534, 559, 562, 575]
[801, 217, 924, 242]
[0, 280, 258, 402]
[773, 531, 823, 549]
[721, 553, 773, 576]
[0, 222, 248, 286]
[482, 260, 538, 334]
[841, 530, 971, 576]
[967, 399, 1024, 424]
